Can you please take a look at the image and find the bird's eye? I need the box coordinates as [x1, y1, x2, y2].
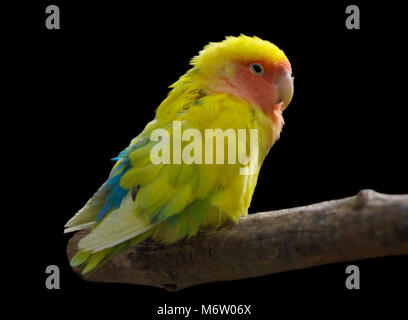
[249, 63, 264, 75]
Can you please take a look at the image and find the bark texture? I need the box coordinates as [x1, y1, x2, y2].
[67, 189, 408, 291]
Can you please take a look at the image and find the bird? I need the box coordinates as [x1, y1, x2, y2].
[65, 35, 294, 275]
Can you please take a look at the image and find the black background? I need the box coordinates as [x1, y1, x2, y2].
[9, 1, 408, 317]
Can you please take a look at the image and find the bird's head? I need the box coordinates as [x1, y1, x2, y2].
[190, 35, 293, 126]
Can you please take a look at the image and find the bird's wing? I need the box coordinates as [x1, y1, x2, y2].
[72, 93, 264, 253]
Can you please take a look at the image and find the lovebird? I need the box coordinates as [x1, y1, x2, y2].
[65, 35, 294, 275]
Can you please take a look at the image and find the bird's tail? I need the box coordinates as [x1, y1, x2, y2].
[70, 229, 154, 277]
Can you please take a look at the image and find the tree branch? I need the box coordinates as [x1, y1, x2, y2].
[67, 189, 408, 291]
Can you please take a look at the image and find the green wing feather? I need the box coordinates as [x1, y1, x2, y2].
[67, 85, 270, 275]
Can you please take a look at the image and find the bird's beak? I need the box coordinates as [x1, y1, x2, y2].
[277, 72, 294, 111]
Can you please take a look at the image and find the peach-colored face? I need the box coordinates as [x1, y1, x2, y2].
[209, 58, 293, 126]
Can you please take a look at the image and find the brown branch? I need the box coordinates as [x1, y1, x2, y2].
[67, 189, 408, 291]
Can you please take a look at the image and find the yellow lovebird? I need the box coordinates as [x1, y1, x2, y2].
[65, 35, 294, 275]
